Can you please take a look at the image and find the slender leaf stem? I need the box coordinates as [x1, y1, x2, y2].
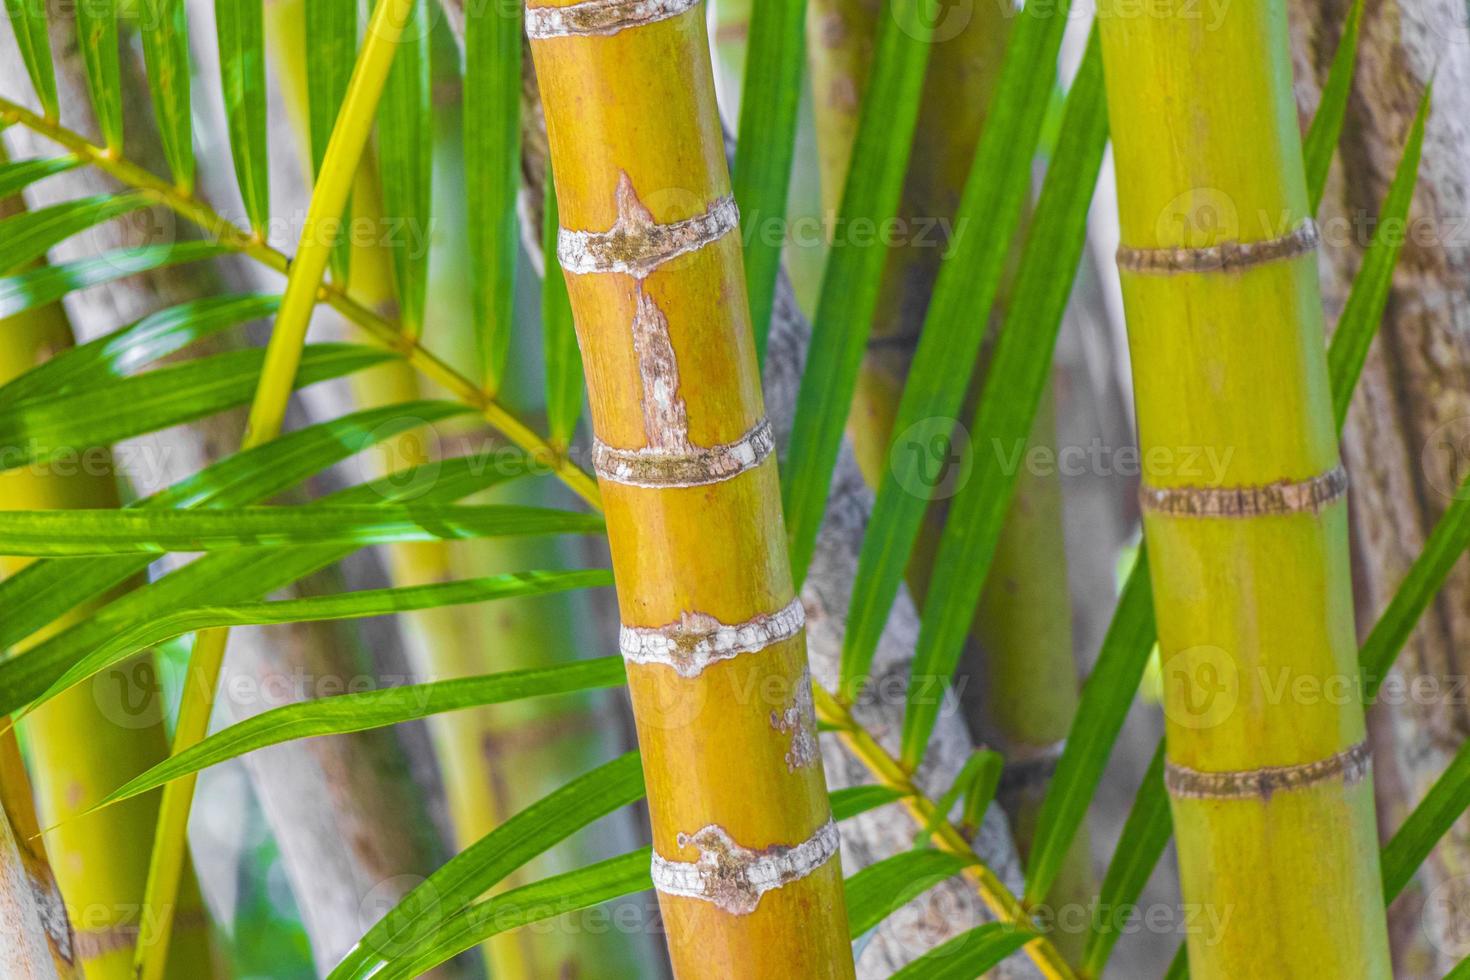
[812, 688, 1077, 980]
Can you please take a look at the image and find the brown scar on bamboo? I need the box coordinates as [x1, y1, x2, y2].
[557, 174, 738, 279]
[1117, 217, 1320, 275]
[628, 289, 692, 452]
[770, 669, 818, 772]
[1165, 741, 1372, 801]
[620, 597, 805, 677]
[525, 0, 701, 39]
[650, 819, 841, 915]
[1139, 465, 1348, 517]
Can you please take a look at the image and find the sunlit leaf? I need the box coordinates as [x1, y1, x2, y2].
[734, 0, 804, 360]
[327, 753, 645, 979]
[215, 0, 271, 232]
[0, 193, 152, 274]
[0, 344, 391, 474]
[464, 0, 520, 387]
[138, 0, 195, 190]
[377, 0, 431, 336]
[2, 0, 58, 119]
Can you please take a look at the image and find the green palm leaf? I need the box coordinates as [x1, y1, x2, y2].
[542, 163, 582, 448]
[369, 850, 654, 980]
[215, 0, 271, 232]
[0, 454, 523, 715]
[887, 923, 1035, 979]
[464, 0, 520, 387]
[733, 0, 804, 360]
[23, 573, 616, 741]
[0, 293, 282, 405]
[0, 193, 153, 273]
[2, 0, 58, 118]
[844, 850, 970, 938]
[93, 658, 625, 810]
[0, 400, 469, 652]
[327, 752, 645, 979]
[0, 241, 227, 317]
[304, 0, 357, 282]
[0, 343, 391, 474]
[138, 0, 195, 190]
[0, 155, 77, 200]
[897, 32, 1107, 764]
[0, 503, 603, 555]
[75, 0, 122, 149]
[377, 0, 432, 336]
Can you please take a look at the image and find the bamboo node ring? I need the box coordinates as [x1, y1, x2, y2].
[525, 0, 701, 39]
[1165, 741, 1372, 800]
[620, 596, 805, 678]
[1117, 217, 1319, 275]
[997, 739, 1066, 796]
[593, 416, 775, 489]
[1139, 464, 1347, 518]
[558, 175, 738, 278]
[650, 819, 840, 915]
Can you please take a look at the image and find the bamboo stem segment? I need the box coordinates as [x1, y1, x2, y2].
[1097, 0, 1391, 973]
[527, 3, 854, 973]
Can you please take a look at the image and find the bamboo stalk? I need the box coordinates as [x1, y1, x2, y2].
[1098, 0, 1391, 973]
[0, 730, 82, 979]
[527, 3, 854, 973]
[0, 163, 216, 977]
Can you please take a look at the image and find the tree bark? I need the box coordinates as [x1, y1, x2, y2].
[1288, 0, 1470, 971]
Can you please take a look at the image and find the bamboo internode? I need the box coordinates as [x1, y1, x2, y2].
[1098, 0, 1392, 974]
[528, 0, 855, 973]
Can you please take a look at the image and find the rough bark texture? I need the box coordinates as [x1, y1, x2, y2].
[1288, 2, 1470, 972]
[0, 14, 457, 975]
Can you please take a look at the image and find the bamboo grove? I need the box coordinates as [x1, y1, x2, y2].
[0, 0, 1465, 976]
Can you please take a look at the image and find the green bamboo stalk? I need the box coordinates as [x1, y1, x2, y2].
[1098, 0, 1390, 973]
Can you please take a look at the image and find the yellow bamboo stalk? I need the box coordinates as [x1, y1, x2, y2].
[1098, 0, 1390, 973]
[527, 2, 854, 972]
